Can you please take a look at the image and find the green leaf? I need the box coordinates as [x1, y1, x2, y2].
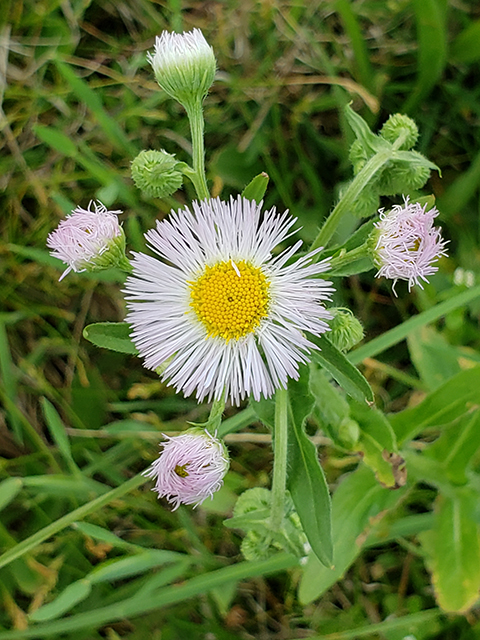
[287, 371, 333, 567]
[55, 60, 137, 157]
[350, 400, 405, 489]
[241, 172, 269, 203]
[298, 464, 405, 604]
[344, 104, 388, 155]
[34, 124, 78, 157]
[404, 0, 448, 113]
[41, 398, 79, 474]
[389, 366, 480, 446]
[22, 475, 108, 499]
[309, 363, 350, 433]
[29, 580, 92, 622]
[0, 477, 23, 512]
[223, 508, 271, 531]
[419, 490, 480, 613]
[88, 550, 182, 584]
[0, 554, 298, 638]
[423, 409, 480, 485]
[310, 334, 374, 403]
[349, 284, 480, 364]
[71, 522, 139, 551]
[83, 322, 138, 355]
[249, 396, 275, 430]
[334, 0, 375, 92]
[451, 19, 480, 64]
[407, 326, 462, 391]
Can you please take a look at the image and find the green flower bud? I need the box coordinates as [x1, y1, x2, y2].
[377, 151, 431, 196]
[351, 186, 380, 218]
[337, 416, 360, 449]
[131, 150, 183, 198]
[349, 139, 370, 175]
[148, 29, 216, 108]
[328, 308, 364, 352]
[233, 488, 308, 561]
[380, 114, 419, 150]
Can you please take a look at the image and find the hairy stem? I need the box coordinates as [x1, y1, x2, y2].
[185, 99, 210, 200]
[270, 387, 289, 531]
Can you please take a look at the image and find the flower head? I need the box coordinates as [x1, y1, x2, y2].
[147, 29, 216, 107]
[372, 198, 448, 294]
[125, 196, 334, 404]
[144, 428, 229, 510]
[47, 201, 125, 280]
[131, 149, 184, 198]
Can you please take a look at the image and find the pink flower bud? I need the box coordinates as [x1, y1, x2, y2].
[47, 201, 123, 280]
[373, 198, 448, 294]
[144, 429, 229, 510]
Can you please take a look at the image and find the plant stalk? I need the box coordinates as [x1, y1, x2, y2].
[185, 99, 210, 200]
[310, 133, 410, 253]
[270, 387, 289, 531]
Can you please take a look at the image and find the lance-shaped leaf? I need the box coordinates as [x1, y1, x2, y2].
[389, 366, 480, 446]
[299, 464, 406, 604]
[287, 369, 333, 567]
[310, 334, 374, 403]
[83, 322, 138, 355]
[419, 489, 480, 613]
[350, 399, 406, 489]
[241, 172, 269, 203]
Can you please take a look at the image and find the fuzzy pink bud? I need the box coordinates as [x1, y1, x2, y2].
[373, 198, 448, 294]
[144, 428, 229, 510]
[47, 201, 124, 280]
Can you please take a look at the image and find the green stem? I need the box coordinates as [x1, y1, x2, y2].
[204, 396, 226, 433]
[310, 134, 409, 253]
[185, 99, 210, 200]
[328, 242, 372, 274]
[270, 387, 289, 531]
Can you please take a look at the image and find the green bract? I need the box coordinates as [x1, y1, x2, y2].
[148, 29, 216, 108]
[131, 149, 184, 198]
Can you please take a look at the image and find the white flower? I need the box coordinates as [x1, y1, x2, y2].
[144, 428, 229, 510]
[47, 201, 125, 280]
[147, 29, 216, 107]
[124, 196, 334, 404]
[373, 198, 448, 294]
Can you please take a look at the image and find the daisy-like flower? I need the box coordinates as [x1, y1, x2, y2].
[125, 196, 334, 404]
[144, 428, 229, 510]
[147, 29, 216, 107]
[47, 201, 126, 280]
[373, 198, 448, 294]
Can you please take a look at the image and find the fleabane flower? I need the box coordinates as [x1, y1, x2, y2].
[144, 428, 229, 510]
[372, 198, 448, 294]
[147, 29, 216, 107]
[125, 196, 334, 404]
[47, 201, 127, 280]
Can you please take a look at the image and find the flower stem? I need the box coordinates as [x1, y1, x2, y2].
[185, 99, 210, 200]
[310, 150, 392, 252]
[328, 242, 372, 274]
[310, 133, 410, 253]
[270, 387, 289, 531]
[205, 396, 226, 433]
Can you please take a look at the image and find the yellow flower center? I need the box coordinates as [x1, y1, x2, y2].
[189, 260, 270, 341]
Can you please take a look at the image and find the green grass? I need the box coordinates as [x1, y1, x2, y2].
[2, 0, 480, 638]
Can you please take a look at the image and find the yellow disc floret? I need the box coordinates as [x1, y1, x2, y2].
[189, 260, 270, 341]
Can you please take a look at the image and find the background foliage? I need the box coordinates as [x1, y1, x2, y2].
[1, 0, 480, 638]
